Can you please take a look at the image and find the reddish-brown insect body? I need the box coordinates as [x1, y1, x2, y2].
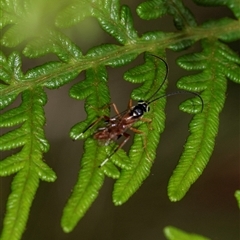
[92, 100, 149, 166]
[80, 54, 203, 167]
[93, 101, 146, 142]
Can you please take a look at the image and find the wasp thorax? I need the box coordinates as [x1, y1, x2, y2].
[130, 101, 149, 118]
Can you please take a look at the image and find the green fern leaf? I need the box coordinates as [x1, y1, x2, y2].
[63, 64, 130, 231]
[0, 101, 27, 127]
[23, 29, 83, 61]
[137, 0, 197, 29]
[0, 52, 24, 109]
[7, 51, 24, 80]
[164, 226, 210, 240]
[137, 0, 197, 50]
[0, 52, 11, 82]
[201, 17, 240, 42]
[1, 168, 40, 240]
[113, 53, 167, 205]
[97, 2, 138, 44]
[0, 153, 25, 176]
[193, 0, 240, 18]
[61, 137, 130, 232]
[1, 22, 28, 47]
[0, 1, 14, 29]
[34, 160, 56, 182]
[25, 61, 80, 89]
[102, 160, 121, 179]
[55, 0, 93, 28]
[69, 65, 110, 140]
[61, 138, 105, 233]
[235, 190, 240, 209]
[1, 0, 239, 237]
[0, 0, 64, 47]
[0, 91, 19, 110]
[0, 127, 27, 150]
[141, 31, 167, 42]
[0, 87, 56, 240]
[168, 40, 240, 201]
[86, 44, 137, 67]
[124, 55, 155, 83]
[57, 0, 138, 44]
[110, 147, 132, 170]
[136, 0, 168, 20]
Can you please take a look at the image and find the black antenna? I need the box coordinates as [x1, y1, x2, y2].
[146, 54, 169, 102]
[148, 90, 204, 112]
[146, 54, 204, 112]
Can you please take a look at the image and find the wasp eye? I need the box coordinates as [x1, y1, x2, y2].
[147, 106, 150, 112]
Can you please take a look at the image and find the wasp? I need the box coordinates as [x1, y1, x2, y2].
[79, 54, 203, 167]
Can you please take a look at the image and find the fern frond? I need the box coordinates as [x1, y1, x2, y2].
[137, 0, 205, 52]
[235, 190, 240, 209]
[137, 0, 197, 29]
[86, 44, 137, 67]
[164, 226, 210, 240]
[0, 0, 239, 238]
[193, 0, 240, 18]
[61, 138, 105, 233]
[55, 0, 93, 28]
[168, 40, 240, 201]
[137, 0, 200, 51]
[57, 0, 138, 44]
[136, 0, 168, 20]
[25, 61, 80, 89]
[23, 29, 83, 62]
[201, 17, 240, 42]
[113, 53, 167, 205]
[69, 65, 110, 139]
[0, 0, 64, 47]
[0, 87, 56, 240]
[61, 139, 130, 232]
[0, 51, 24, 109]
[62, 65, 130, 231]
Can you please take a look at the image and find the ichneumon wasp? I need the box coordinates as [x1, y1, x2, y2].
[77, 54, 204, 167]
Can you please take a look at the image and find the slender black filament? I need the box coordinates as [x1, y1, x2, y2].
[147, 54, 204, 112]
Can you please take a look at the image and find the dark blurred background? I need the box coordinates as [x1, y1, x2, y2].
[0, 0, 239, 239]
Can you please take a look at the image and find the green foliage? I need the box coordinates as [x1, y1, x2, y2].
[113, 53, 168, 205]
[193, 0, 240, 18]
[235, 190, 240, 208]
[137, 0, 197, 29]
[164, 226, 210, 240]
[168, 40, 240, 201]
[62, 65, 131, 231]
[0, 0, 63, 47]
[0, 88, 56, 239]
[0, 0, 239, 239]
[56, 0, 138, 45]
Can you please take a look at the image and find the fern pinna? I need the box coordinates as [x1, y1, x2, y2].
[0, 0, 239, 239]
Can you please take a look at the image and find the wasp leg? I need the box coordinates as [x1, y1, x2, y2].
[111, 103, 121, 116]
[128, 99, 133, 109]
[130, 127, 152, 163]
[75, 115, 111, 140]
[99, 132, 130, 167]
[139, 117, 154, 131]
[89, 102, 122, 117]
[101, 102, 123, 117]
[130, 127, 147, 148]
[129, 127, 144, 134]
[140, 117, 152, 123]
